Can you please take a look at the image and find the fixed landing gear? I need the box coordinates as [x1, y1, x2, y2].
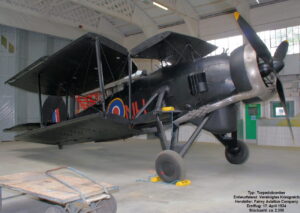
[154, 107, 210, 182]
[214, 132, 249, 165]
[155, 150, 186, 183]
[141, 87, 210, 183]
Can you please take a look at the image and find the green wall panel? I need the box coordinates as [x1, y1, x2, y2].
[245, 104, 261, 140]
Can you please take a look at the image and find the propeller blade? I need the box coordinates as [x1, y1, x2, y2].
[274, 40, 289, 61]
[234, 12, 273, 65]
[276, 77, 295, 142]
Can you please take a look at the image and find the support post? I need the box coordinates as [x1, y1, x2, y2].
[95, 38, 106, 113]
[156, 116, 168, 150]
[38, 74, 43, 127]
[66, 95, 69, 120]
[155, 88, 169, 150]
[128, 54, 132, 120]
[170, 124, 179, 150]
[229, 131, 238, 148]
[179, 116, 209, 157]
[69, 96, 75, 119]
[135, 92, 158, 119]
[155, 90, 166, 111]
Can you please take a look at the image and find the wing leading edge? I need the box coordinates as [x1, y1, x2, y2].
[15, 113, 141, 145]
[130, 31, 217, 63]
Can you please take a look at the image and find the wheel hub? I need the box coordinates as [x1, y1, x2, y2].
[161, 161, 175, 177]
[155, 150, 186, 183]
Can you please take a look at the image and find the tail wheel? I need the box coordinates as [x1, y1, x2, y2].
[225, 141, 249, 164]
[155, 150, 186, 183]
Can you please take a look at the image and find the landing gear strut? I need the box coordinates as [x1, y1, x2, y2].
[152, 89, 210, 182]
[155, 116, 209, 182]
[137, 88, 210, 183]
[214, 132, 249, 165]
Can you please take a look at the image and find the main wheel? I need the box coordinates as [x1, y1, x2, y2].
[225, 141, 249, 164]
[155, 150, 186, 183]
[94, 195, 117, 213]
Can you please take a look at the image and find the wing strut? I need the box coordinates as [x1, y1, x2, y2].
[38, 73, 44, 127]
[128, 54, 133, 120]
[95, 38, 106, 113]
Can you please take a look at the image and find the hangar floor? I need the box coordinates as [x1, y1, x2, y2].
[1, 139, 300, 213]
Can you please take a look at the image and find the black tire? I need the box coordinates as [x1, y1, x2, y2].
[225, 141, 249, 164]
[95, 195, 117, 213]
[45, 205, 66, 213]
[155, 150, 186, 183]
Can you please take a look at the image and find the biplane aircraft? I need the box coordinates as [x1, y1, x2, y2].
[5, 13, 293, 183]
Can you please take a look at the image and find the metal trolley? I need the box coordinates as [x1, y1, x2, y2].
[0, 167, 118, 213]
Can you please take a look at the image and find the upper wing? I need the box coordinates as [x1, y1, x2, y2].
[15, 112, 141, 145]
[130, 31, 217, 63]
[6, 33, 136, 96]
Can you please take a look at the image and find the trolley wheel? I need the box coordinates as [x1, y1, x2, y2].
[225, 141, 249, 164]
[95, 195, 117, 213]
[45, 205, 66, 213]
[155, 150, 186, 183]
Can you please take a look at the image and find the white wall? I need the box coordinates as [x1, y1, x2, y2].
[14, 30, 70, 125]
[0, 25, 17, 141]
[0, 25, 70, 141]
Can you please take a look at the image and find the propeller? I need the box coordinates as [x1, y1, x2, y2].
[234, 12, 294, 142]
[273, 40, 289, 72]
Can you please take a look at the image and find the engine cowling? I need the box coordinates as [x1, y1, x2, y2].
[230, 44, 277, 104]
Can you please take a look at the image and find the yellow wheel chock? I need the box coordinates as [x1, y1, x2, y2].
[150, 176, 191, 186]
[161, 106, 175, 112]
[150, 176, 161, 182]
[175, 179, 192, 187]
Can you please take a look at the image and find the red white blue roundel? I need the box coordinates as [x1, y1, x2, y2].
[108, 98, 125, 117]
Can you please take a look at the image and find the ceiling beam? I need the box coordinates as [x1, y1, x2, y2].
[131, 3, 159, 37]
[69, 0, 159, 38]
[226, 0, 250, 44]
[42, 0, 71, 15]
[69, 0, 132, 22]
[0, 0, 125, 43]
[155, 0, 200, 37]
[0, 5, 83, 40]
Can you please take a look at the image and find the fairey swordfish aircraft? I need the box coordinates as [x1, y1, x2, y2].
[5, 12, 294, 183]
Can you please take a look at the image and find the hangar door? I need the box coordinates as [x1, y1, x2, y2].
[245, 104, 261, 140]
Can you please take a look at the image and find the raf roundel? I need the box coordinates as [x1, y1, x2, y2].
[107, 98, 126, 117]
